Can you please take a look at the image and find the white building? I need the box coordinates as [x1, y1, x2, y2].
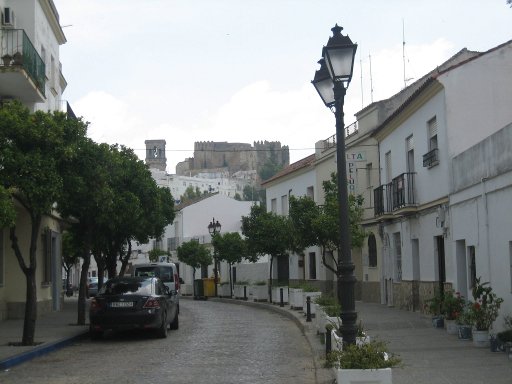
[0, 0, 68, 319]
[373, 40, 512, 323]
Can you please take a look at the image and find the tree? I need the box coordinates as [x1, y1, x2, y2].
[212, 232, 251, 297]
[241, 204, 292, 300]
[312, 173, 366, 275]
[289, 195, 320, 255]
[58, 139, 114, 325]
[177, 240, 212, 296]
[258, 158, 283, 182]
[0, 186, 16, 228]
[148, 248, 170, 262]
[0, 101, 87, 344]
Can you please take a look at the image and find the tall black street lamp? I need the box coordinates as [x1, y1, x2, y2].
[312, 24, 358, 345]
[207, 217, 222, 297]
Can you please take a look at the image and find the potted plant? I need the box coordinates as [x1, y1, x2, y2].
[326, 340, 401, 384]
[217, 281, 231, 297]
[468, 277, 504, 347]
[315, 295, 340, 334]
[2, 54, 12, 66]
[441, 290, 465, 334]
[455, 303, 472, 340]
[424, 289, 444, 328]
[289, 284, 304, 310]
[271, 282, 289, 304]
[233, 280, 250, 300]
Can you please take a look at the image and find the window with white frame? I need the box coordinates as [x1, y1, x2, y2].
[366, 163, 372, 189]
[406, 135, 415, 173]
[271, 198, 277, 213]
[307, 186, 314, 200]
[385, 151, 392, 183]
[428, 117, 438, 151]
[281, 195, 288, 216]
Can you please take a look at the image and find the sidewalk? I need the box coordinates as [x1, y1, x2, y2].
[1, 296, 512, 383]
[0, 296, 88, 370]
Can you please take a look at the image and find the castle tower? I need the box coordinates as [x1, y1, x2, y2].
[145, 140, 167, 171]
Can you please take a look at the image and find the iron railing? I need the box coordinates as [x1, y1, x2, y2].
[374, 172, 416, 215]
[422, 148, 439, 167]
[321, 121, 359, 152]
[1, 29, 46, 95]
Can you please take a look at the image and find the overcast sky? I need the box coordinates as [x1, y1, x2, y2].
[53, 0, 511, 172]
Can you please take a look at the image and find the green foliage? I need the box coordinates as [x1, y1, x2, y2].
[424, 288, 444, 316]
[325, 340, 401, 370]
[289, 196, 320, 254]
[180, 185, 203, 203]
[148, 248, 170, 262]
[177, 240, 212, 270]
[441, 291, 466, 320]
[314, 295, 340, 317]
[0, 186, 15, 228]
[212, 232, 250, 265]
[469, 277, 504, 330]
[234, 193, 242, 201]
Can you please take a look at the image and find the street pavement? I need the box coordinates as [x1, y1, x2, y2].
[1, 295, 512, 383]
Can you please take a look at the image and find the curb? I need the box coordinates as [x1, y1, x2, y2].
[0, 331, 89, 371]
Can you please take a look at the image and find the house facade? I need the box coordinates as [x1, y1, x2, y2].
[0, 0, 68, 320]
[373, 40, 512, 323]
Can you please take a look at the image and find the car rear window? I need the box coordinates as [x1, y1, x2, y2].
[101, 279, 153, 295]
[134, 266, 174, 283]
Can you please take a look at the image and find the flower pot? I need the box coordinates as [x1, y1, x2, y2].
[334, 367, 392, 384]
[251, 285, 268, 302]
[217, 284, 231, 297]
[472, 329, 490, 348]
[289, 288, 303, 309]
[458, 325, 472, 340]
[445, 319, 458, 335]
[2, 54, 12, 66]
[432, 316, 444, 328]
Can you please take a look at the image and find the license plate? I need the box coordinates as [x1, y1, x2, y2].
[110, 301, 133, 308]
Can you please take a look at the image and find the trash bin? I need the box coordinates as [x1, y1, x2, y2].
[194, 279, 204, 299]
[203, 278, 216, 297]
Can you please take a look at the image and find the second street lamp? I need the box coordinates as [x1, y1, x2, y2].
[312, 23, 358, 346]
[207, 217, 221, 297]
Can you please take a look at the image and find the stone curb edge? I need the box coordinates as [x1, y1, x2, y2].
[0, 331, 89, 371]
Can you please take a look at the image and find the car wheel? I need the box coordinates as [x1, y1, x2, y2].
[157, 312, 168, 338]
[89, 325, 102, 340]
[169, 312, 179, 330]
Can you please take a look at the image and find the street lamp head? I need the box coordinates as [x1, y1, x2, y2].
[322, 24, 357, 87]
[311, 58, 335, 108]
[208, 217, 221, 234]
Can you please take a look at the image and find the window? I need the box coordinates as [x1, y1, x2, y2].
[271, 198, 277, 213]
[309, 252, 316, 279]
[428, 117, 438, 151]
[406, 135, 415, 173]
[281, 195, 288, 216]
[469, 246, 476, 288]
[368, 234, 377, 267]
[43, 229, 52, 284]
[167, 237, 177, 252]
[385, 151, 392, 183]
[307, 186, 314, 200]
[394, 232, 402, 281]
[366, 163, 372, 189]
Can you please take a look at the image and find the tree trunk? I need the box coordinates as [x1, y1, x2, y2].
[119, 241, 132, 276]
[22, 267, 37, 345]
[77, 252, 90, 325]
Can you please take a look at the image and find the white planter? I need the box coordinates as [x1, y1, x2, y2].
[181, 283, 193, 296]
[234, 284, 249, 299]
[217, 284, 231, 297]
[316, 308, 340, 334]
[289, 288, 304, 309]
[472, 329, 490, 348]
[357, 335, 371, 346]
[302, 291, 322, 316]
[334, 368, 392, 384]
[251, 285, 268, 302]
[271, 286, 288, 304]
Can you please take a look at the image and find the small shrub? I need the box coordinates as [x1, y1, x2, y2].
[325, 340, 401, 370]
[253, 280, 267, 286]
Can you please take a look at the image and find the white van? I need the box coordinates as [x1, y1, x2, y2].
[132, 262, 183, 310]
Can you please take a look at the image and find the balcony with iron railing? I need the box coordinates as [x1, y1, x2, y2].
[0, 29, 46, 100]
[422, 147, 439, 168]
[321, 121, 358, 153]
[374, 172, 417, 217]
